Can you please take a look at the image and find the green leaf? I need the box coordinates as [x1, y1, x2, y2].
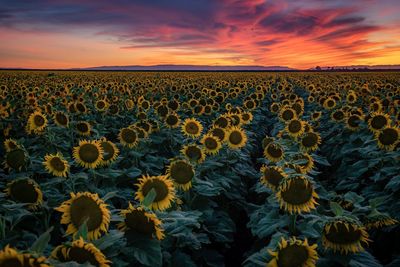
[142, 188, 156, 207]
[73, 219, 88, 240]
[123, 233, 162, 267]
[30, 226, 53, 253]
[330, 201, 344, 217]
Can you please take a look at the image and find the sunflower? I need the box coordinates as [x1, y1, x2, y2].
[166, 159, 195, 191]
[276, 176, 318, 214]
[118, 127, 138, 148]
[181, 144, 206, 164]
[3, 138, 19, 152]
[368, 112, 391, 132]
[118, 203, 164, 240]
[311, 111, 322, 121]
[270, 102, 280, 114]
[299, 132, 321, 152]
[323, 97, 336, 110]
[201, 134, 222, 155]
[27, 110, 47, 134]
[331, 109, 345, 122]
[291, 153, 314, 174]
[260, 165, 287, 191]
[375, 127, 399, 151]
[262, 136, 274, 149]
[264, 143, 284, 162]
[164, 112, 180, 128]
[209, 126, 226, 142]
[95, 99, 108, 112]
[241, 111, 253, 124]
[0, 245, 50, 267]
[135, 174, 175, 211]
[53, 111, 69, 127]
[267, 237, 318, 267]
[364, 212, 398, 230]
[225, 126, 247, 149]
[322, 218, 370, 254]
[279, 107, 297, 122]
[73, 140, 103, 169]
[213, 115, 231, 129]
[4, 148, 28, 171]
[182, 118, 203, 138]
[76, 121, 91, 136]
[346, 114, 363, 131]
[43, 152, 69, 177]
[55, 192, 110, 240]
[5, 178, 43, 210]
[285, 119, 305, 138]
[51, 237, 110, 267]
[99, 138, 119, 166]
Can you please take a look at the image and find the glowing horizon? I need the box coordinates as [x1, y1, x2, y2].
[1, 0, 399, 69]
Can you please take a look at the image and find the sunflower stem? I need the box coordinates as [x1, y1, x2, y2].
[289, 214, 297, 235]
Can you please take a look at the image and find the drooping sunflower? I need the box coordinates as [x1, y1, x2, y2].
[135, 174, 175, 211]
[99, 138, 119, 166]
[0, 245, 50, 267]
[201, 134, 222, 155]
[4, 148, 28, 171]
[285, 119, 306, 138]
[368, 112, 391, 132]
[43, 152, 69, 177]
[76, 121, 91, 136]
[322, 218, 370, 254]
[225, 126, 247, 149]
[346, 114, 363, 131]
[73, 140, 103, 169]
[375, 126, 399, 151]
[181, 144, 206, 164]
[182, 118, 203, 138]
[118, 203, 164, 240]
[364, 211, 398, 230]
[166, 159, 195, 191]
[118, 127, 138, 148]
[27, 110, 47, 134]
[276, 176, 318, 214]
[51, 237, 110, 267]
[3, 138, 19, 152]
[209, 126, 226, 142]
[260, 165, 287, 191]
[299, 131, 321, 152]
[291, 153, 314, 174]
[55, 192, 110, 240]
[165, 112, 181, 128]
[264, 143, 285, 162]
[5, 178, 43, 210]
[267, 237, 318, 267]
[53, 111, 69, 127]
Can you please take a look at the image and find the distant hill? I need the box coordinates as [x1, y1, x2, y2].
[71, 64, 296, 71]
[310, 65, 400, 71]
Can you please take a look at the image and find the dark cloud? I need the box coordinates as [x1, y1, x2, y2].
[325, 17, 365, 27]
[258, 11, 319, 35]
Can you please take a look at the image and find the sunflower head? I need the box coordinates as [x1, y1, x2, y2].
[276, 176, 318, 214]
[55, 192, 111, 240]
[267, 237, 318, 267]
[73, 140, 103, 169]
[118, 127, 139, 148]
[279, 107, 297, 122]
[51, 237, 110, 267]
[209, 126, 226, 142]
[76, 121, 91, 136]
[264, 143, 285, 162]
[201, 134, 222, 155]
[182, 118, 203, 138]
[225, 126, 247, 149]
[165, 112, 181, 128]
[368, 112, 391, 132]
[43, 152, 69, 177]
[4, 148, 28, 171]
[375, 127, 399, 151]
[181, 144, 206, 164]
[364, 212, 398, 230]
[166, 159, 195, 191]
[135, 174, 175, 211]
[346, 114, 363, 131]
[27, 110, 47, 134]
[0, 245, 51, 267]
[291, 153, 314, 174]
[53, 111, 69, 127]
[99, 138, 119, 166]
[5, 178, 43, 210]
[118, 203, 164, 240]
[299, 131, 321, 152]
[260, 165, 287, 191]
[322, 217, 370, 254]
[3, 138, 20, 152]
[285, 119, 305, 138]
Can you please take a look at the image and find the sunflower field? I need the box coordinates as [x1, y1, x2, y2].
[0, 70, 399, 267]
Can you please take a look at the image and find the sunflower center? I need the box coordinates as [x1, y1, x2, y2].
[266, 144, 283, 158]
[324, 222, 362, 244]
[170, 162, 194, 184]
[166, 115, 179, 126]
[333, 110, 344, 121]
[10, 180, 38, 203]
[77, 123, 89, 133]
[125, 210, 155, 237]
[101, 142, 115, 161]
[370, 115, 387, 130]
[378, 128, 398, 145]
[1, 258, 24, 267]
[56, 113, 68, 125]
[288, 120, 301, 133]
[204, 137, 218, 150]
[121, 129, 137, 143]
[78, 144, 100, 163]
[282, 109, 294, 121]
[142, 179, 169, 202]
[96, 101, 105, 109]
[229, 131, 243, 145]
[277, 244, 309, 267]
[186, 146, 201, 160]
[263, 167, 284, 187]
[211, 128, 225, 141]
[6, 149, 26, 170]
[68, 247, 99, 266]
[215, 117, 229, 128]
[281, 178, 313, 205]
[301, 133, 318, 147]
[33, 115, 45, 127]
[185, 122, 199, 134]
[348, 115, 360, 127]
[50, 157, 66, 171]
[109, 104, 119, 114]
[70, 196, 103, 231]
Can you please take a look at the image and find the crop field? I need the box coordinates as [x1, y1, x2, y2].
[0, 70, 399, 267]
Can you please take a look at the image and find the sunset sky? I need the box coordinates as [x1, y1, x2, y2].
[1, 0, 399, 69]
